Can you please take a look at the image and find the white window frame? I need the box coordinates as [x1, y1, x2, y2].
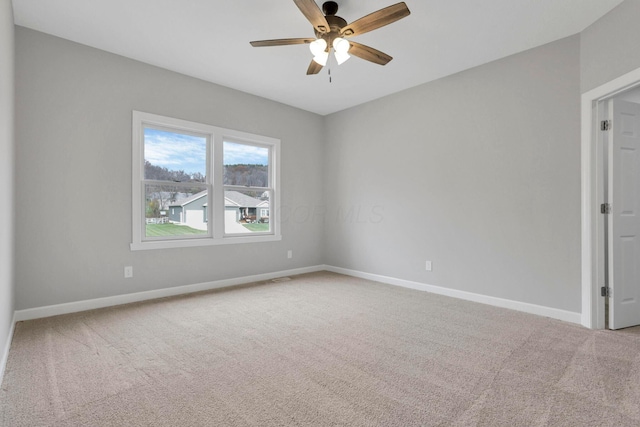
[131, 111, 281, 250]
[222, 139, 273, 237]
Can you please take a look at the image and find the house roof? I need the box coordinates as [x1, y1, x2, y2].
[169, 190, 207, 207]
[224, 191, 268, 208]
[170, 190, 268, 208]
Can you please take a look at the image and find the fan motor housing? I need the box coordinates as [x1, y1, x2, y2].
[315, 15, 347, 43]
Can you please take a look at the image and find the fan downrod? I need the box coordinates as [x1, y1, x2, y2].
[322, 1, 339, 16]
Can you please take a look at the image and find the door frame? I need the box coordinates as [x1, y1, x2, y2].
[581, 66, 640, 329]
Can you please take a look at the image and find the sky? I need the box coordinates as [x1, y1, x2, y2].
[144, 128, 206, 175]
[144, 128, 268, 175]
[223, 141, 269, 166]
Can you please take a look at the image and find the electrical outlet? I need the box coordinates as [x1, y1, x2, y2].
[287, 250, 293, 259]
[425, 261, 432, 271]
[124, 266, 133, 278]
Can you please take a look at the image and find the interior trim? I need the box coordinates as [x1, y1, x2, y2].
[581, 65, 640, 329]
[325, 265, 581, 325]
[0, 313, 16, 387]
[11, 263, 581, 351]
[14, 266, 325, 322]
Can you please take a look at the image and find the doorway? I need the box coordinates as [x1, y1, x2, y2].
[581, 66, 640, 330]
[601, 94, 640, 329]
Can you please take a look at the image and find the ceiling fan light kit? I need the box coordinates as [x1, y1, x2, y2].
[250, 0, 410, 75]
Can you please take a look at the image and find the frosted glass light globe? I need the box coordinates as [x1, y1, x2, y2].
[309, 39, 327, 56]
[332, 37, 350, 54]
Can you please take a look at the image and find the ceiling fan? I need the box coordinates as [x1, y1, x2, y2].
[250, 0, 411, 75]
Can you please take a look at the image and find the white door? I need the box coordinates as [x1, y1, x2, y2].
[608, 99, 640, 329]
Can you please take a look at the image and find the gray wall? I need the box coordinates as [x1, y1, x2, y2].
[324, 35, 582, 312]
[581, 0, 640, 93]
[14, 27, 325, 310]
[0, 0, 15, 365]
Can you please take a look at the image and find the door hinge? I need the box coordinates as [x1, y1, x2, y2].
[601, 120, 611, 131]
[601, 203, 611, 214]
[601, 286, 611, 298]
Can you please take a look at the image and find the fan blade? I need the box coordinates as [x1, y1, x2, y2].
[348, 41, 393, 65]
[294, 0, 330, 34]
[340, 2, 410, 37]
[250, 38, 315, 47]
[306, 59, 323, 75]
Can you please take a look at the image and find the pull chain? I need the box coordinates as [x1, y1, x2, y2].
[328, 67, 332, 83]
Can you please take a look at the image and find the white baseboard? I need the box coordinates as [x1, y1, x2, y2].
[0, 312, 16, 387]
[324, 265, 582, 325]
[12, 263, 581, 326]
[14, 265, 325, 322]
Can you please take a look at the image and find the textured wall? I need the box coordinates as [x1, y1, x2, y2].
[324, 35, 582, 312]
[0, 0, 15, 373]
[14, 27, 325, 310]
[581, 0, 640, 92]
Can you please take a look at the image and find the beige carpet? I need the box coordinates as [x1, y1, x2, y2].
[1, 272, 640, 426]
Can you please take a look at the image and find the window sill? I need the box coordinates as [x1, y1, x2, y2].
[130, 234, 282, 251]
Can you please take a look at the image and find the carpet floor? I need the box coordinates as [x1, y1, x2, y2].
[1, 271, 640, 426]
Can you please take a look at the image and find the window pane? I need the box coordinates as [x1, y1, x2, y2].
[223, 141, 269, 187]
[145, 184, 208, 238]
[224, 189, 270, 234]
[144, 128, 207, 183]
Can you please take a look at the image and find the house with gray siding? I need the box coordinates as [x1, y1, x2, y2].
[168, 190, 208, 231]
[168, 190, 269, 231]
[224, 190, 269, 223]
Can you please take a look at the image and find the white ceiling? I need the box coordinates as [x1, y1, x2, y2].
[12, 0, 623, 115]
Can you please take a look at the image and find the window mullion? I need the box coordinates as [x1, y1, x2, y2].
[213, 133, 224, 239]
[206, 133, 213, 238]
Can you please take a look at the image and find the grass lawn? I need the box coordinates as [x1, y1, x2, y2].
[242, 223, 270, 232]
[146, 223, 207, 236]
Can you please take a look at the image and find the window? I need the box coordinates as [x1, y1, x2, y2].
[131, 111, 280, 250]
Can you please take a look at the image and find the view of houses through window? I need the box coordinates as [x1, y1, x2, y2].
[136, 114, 274, 247]
[223, 141, 270, 234]
[143, 127, 209, 238]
